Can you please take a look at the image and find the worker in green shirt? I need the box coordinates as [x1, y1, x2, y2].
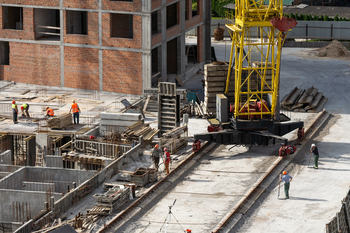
[20, 103, 30, 118]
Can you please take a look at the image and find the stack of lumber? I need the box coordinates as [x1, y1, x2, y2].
[122, 120, 159, 143]
[204, 63, 235, 116]
[162, 125, 187, 138]
[161, 125, 188, 154]
[281, 86, 328, 113]
[92, 185, 131, 213]
[162, 138, 187, 154]
[100, 112, 142, 135]
[47, 113, 72, 129]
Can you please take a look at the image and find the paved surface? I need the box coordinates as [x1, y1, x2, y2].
[231, 48, 350, 233]
[117, 41, 350, 233]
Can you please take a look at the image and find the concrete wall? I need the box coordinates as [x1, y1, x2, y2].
[288, 21, 350, 40]
[187, 20, 350, 41]
[0, 150, 12, 165]
[45, 155, 63, 168]
[0, 189, 61, 222]
[54, 141, 142, 216]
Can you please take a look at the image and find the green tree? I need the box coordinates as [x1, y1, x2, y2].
[334, 14, 339, 21]
[324, 15, 329, 21]
[313, 15, 319, 21]
[290, 13, 295, 19]
[211, 0, 233, 18]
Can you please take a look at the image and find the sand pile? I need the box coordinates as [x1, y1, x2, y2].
[316, 40, 350, 58]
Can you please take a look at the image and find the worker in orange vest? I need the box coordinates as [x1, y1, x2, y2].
[69, 100, 81, 124]
[45, 106, 54, 117]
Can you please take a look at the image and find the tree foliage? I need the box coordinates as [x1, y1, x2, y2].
[285, 13, 348, 21]
[211, 0, 234, 18]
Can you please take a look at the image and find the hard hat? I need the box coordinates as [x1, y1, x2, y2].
[46, 106, 49, 109]
[311, 143, 316, 147]
[20, 106, 24, 110]
[283, 171, 287, 175]
[72, 99, 75, 103]
[164, 148, 167, 151]
[154, 144, 159, 149]
[12, 100, 15, 104]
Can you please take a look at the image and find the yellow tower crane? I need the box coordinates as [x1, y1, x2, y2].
[225, 0, 296, 130]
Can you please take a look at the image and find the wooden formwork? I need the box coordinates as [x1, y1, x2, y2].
[130, 170, 149, 187]
[138, 167, 158, 183]
[158, 82, 180, 136]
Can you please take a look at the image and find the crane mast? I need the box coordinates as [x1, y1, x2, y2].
[225, 0, 286, 129]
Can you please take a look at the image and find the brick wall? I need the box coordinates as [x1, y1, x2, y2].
[64, 0, 99, 9]
[102, 0, 141, 12]
[63, 12, 99, 45]
[102, 13, 142, 49]
[151, 0, 162, 10]
[4, 42, 61, 86]
[0, 8, 34, 40]
[103, 50, 142, 95]
[151, 33, 161, 47]
[0, 0, 59, 7]
[64, 47, 99, 90]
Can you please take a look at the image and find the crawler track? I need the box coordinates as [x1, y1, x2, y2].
[212, 109, 331, 233]
[98, 141, 217, 233]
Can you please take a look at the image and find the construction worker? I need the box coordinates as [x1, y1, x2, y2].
[151, 144, 160, 170]
[12, 100, 18, 124]
[310, 143, 319, 169]
[20, 103, 30, 118]
[69, 100, 81, 124]
[163, 148, 171, 175]
[45, 106, 54, 117]
[280, 171, 293, 199]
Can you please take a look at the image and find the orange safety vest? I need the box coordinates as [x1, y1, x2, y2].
[71, 103, 79, 113]
[47, 108, 54, 116]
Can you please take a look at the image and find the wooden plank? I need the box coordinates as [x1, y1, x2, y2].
[175, 76, 184, 87]
[143, 95, 150, 112]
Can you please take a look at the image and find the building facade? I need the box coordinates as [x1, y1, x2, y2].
[0, 0, 210, 95]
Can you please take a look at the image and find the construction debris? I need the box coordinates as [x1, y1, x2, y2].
[47, 113, 72, 129]
[281, 86, 328, 113]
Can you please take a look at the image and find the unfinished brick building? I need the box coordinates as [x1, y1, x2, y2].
[0, 0, 211, 95]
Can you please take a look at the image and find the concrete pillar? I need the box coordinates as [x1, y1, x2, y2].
[98, 0, 103, 91]
[60, 0, 64, 87]
[203, 0, 212, 62]
[161, 2, 167, 81]
[50, 196, 54, 211]
[197, 25, 204, 63]
[36, 133, 49, 156]
[142, 12, 152, 92]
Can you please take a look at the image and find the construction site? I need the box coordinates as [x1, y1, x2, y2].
[0, 0, 350, 233]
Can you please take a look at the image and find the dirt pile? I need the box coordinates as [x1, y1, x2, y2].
[316, 40, 350, 58]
